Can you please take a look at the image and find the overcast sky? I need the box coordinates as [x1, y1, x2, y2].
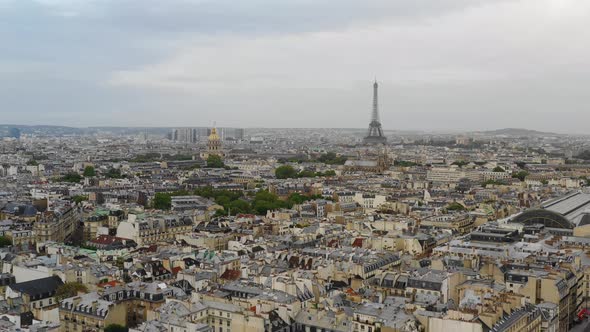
[1, 0, 589, 133]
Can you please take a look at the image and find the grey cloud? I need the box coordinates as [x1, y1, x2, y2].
[1, 0, 589, 133]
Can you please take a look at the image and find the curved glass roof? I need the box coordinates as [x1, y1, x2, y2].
[512, 209, 574, 229]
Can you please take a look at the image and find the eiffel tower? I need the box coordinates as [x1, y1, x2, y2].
[363, 80, 387, 144]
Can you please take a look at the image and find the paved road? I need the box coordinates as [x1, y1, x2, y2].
[570, 319, 590, 332]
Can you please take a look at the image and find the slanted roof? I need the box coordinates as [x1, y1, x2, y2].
[9, 276, 63, 299]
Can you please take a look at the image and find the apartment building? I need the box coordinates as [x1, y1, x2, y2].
[427, 167, 481, 183]
[59, 292, 127, 332]
[116, 214, 193, 246]
[34, 203, 78, 244]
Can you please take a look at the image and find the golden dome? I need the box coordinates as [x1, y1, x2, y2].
[209, 127, 220, 141]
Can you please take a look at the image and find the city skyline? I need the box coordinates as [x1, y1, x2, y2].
[4, 2, 590, 332]
[1, 0, 589, 132]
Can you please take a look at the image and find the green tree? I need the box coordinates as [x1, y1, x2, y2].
[130, 153, 161, 162]
[206, 155, 225, 168]
[61, 172, 82, 183]
[254, 190, 278, 202]
[287, 193, 308, 205]
[297, 170, 315, 178]
[252, 190, 288, 214]
[26, 159, 39, 166]
[0, 236, 12, 247]
[152, 190, 190, 210]
[446, 202, 466, 211]
[394, 160, 419, 167]
[452, 160, 469, 167]
[512, 170, 529, 181]
[169, 154, 193, 161]
[56, 282, 89, 300]
[193, 187, 255, 215]
[72, 195, 88, 204]
[275, 165, 298, 179]
[317, 152, 347, 165]
[215, 195, 232, 207]
[227, 199, 252, 215]
[104, 324, 129, 332]
[213, 209, 227, 217]
[153, 193, 172, 210]
[105, 168, 123, 179]
[576, 150, 590, 160]
[286, 193, 325, 205]
[83, 166, 96, 177]
[482, 179, 504, 187]
[184, 164, 201, 170]
[492, 166, 505, 172]
[79, 244, 97, 251]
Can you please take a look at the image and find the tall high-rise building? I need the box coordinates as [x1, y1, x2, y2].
[0, 127, 21, 139]
[205, 128, 244, 141]
[363, 80, 387, 145]
[222, 128, 244, 141]
[175, 127, 243, 142]
[173, 128, 195, 143]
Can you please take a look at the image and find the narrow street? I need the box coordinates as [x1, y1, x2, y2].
[570, 319, 590, 332]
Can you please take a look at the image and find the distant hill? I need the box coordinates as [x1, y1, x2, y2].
[0, 125, 168, 136]
[475, 128, 560, 136]
[0, 124, 84, 135]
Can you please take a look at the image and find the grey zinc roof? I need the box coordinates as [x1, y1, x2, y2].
[9, 275, 63, 298]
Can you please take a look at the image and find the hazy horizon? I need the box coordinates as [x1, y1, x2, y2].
[0, 123, 575, 136]
[2, 0, 589, 132]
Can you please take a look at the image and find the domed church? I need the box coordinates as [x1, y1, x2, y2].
[200, 127, 225, 160]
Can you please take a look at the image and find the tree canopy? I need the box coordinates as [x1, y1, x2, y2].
[0, 236, 11, 247]
[252, 190, 289, 215]
[104, 324, 129, 332]
[192, 187, 328, 216]
[206, 155, 225, 168]
[451, 160, 469, 167]
[275, 165, 298, 179]
[576, 150, 590, 160]
[394, 160, 419, 167]
[105, 168, 125, 179]
[83, 166, 96, 177]
[482, 179, 505, 187]
[130, 153, 193, 163]
[512, 170, 529, 181]
[275, 165, 336, 179]
[60, 172, 82, 183]
[72, 195, 88, 204]
[316, 152, 347, 165]
[56, 282, 89, 300]
[492, 166, 505, 172]
[446, 202, 466, 211]
[152, 190, 190, 210]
